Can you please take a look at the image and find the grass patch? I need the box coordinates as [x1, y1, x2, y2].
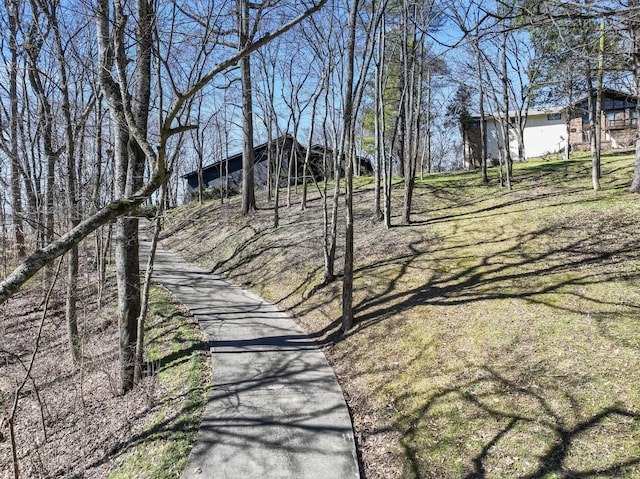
[160, 151, 640, 478]
[109, 286, 210, 479]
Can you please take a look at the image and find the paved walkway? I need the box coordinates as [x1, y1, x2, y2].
[140, 237, 360, 479]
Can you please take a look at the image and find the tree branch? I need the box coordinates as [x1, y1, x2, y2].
[0, 170, 167, 305]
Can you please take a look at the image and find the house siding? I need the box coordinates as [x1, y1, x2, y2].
[477, 112, 566, 163]
[521, 114, 567, 158]
[470, 90, 637, 165]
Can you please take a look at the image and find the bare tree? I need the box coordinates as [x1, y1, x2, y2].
[341, 0, 359, 333]
[237, 0, 256, 215]
[1, 0, 329, 397]
[1, 0, 26, 258]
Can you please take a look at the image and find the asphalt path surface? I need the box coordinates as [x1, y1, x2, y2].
[140, 236, 360, 478]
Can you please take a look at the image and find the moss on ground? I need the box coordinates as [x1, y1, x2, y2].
[110, 286, 209, 479]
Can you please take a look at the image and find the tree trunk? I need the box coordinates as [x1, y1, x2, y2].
[564, 106, 571, 161]
[475, 34, 488, 183]
[501, 29, 512, 190]
[287, 139, 293, 208]
[373, 20, 384, 220]
[266, 128, 273, 202]
[135, 183, 165, 383]
[7, 0, 25, 258]
[239, 0, 256, 215]
[341, 0, 359, 333]
[425, 67, 433, 179]
[587, 71, 600, 192]
[273, 135, 286, 228]
[321, 76, 339, 284]
[594, 18, 605, 189]
[401, 1, 412, 225]
[631, 1, 640, 193]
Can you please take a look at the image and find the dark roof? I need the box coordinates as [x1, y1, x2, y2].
[573, 88, 637, 108]
[182, 134, 296, 179]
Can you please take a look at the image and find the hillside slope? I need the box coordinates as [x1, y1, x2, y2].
[161, 152, 640, 478]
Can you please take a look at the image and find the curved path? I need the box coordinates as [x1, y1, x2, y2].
[140, 238, 360, 478]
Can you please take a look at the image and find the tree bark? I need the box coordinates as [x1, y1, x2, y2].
[501, 28, 512, 190]
[631, 1, 640, 192]
[239, 0, 256, 215]
[6, 0, 26, 258]
[373, 17, 385, 220]
[341, 0, 359, 333]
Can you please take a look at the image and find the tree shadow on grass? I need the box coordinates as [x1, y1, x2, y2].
[82, 337, 209, 475]
[343, 211, 640, 342]
[397, 363, 640, 479]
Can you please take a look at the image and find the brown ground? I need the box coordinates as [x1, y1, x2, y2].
[1, 265, 170, 478]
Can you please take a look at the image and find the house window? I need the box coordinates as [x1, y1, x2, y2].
[547, 113, 561, 121]
[606, 109, 635, 128]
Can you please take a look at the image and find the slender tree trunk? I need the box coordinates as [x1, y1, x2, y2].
[273, 135, 286, 228]
[564, 106, 571, 161]
[373, 20, 384, 220]
[135, 183, 165, 383]
[630, 0, 640, 193]
[424, 67, 433, 179]
[267, 128, 273, 202]
[239, 0, 256, 215]
[321, 74, 339, 284]
[197, 145, 204, 205]
[401, 1, 412, 225]
[587, 71, 600, 192]
[287, 138, 293, 208]
[474, 35, 488, 183]
[501, 29, 512, 190]
[593, 18, 605, 189]
[377, 14, 392, 227]
[341, 0, 359, 333]
[7, 0, 25, 258]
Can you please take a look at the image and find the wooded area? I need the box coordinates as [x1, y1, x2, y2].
[2, 0, 640, 476]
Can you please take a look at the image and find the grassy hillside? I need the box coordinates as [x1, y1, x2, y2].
[161, 151, 640, 478]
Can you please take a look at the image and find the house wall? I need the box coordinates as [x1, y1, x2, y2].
[569, 110, 636, 151]
[521, 114, 567, 158]
[483, 113, 566, 163]
[470, 92, 637, 164]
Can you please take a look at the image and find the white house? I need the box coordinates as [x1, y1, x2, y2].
[471, 108, 567, 166]
[487, 109, 567, 160]
[469, 90, 637, 167]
